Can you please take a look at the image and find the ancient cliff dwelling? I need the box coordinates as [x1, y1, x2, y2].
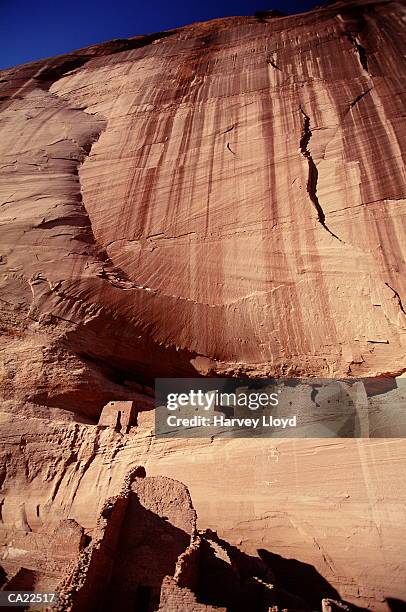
[0, 0, 405, 610]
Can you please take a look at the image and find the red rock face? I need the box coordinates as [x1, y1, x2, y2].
[0, 0, 405, 610]
[1, 0, 405, 411]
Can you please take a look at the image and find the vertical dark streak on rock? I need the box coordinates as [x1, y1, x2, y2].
[37, 64, 147, 290]
[299, 107, 344, 243]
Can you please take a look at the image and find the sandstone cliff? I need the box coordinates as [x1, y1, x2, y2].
[0, 0, 405, 610]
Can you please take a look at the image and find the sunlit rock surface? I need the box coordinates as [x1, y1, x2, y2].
[0, 0, 405, 609]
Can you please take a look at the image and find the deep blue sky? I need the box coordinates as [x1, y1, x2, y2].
[1, 0, 323, 70]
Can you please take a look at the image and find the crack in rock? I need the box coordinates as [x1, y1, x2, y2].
[266, 56, 282, 71]
[343, 30, 369, 74]
[385, 282, 406, 315]
[349, 87, 373, 109]
[299, 107, 344, 243]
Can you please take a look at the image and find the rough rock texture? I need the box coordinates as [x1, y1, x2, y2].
[1, 0, 405, 406]
[44, 469, 360, 612]
[55, 470, 216, 612]
[0, 0, 406, 610]
[50, 469, 310, 612]
[0, 518, 86, 593]
[1, 398, 405, 610]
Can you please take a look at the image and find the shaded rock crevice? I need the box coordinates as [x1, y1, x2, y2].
[266, 56, 282, 71]
[385, 282, 406, 316]
[299, 107, 344, 243]
[344, 30, 370, 74]
[349, 87, 373, 109]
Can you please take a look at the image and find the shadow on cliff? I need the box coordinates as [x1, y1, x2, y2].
[79, 496, 374, 612]
[385, 599, 406, 612]
[0, 480, 377, 612]
[257, 548, 372, 612]
[258, 548, 339, 609]
[1, 567, 36, 591]
[197, 530, 316, 611]
[196, 532, 370, 612]
[100, 505, 316, 612]
[197, 529, 277, 611]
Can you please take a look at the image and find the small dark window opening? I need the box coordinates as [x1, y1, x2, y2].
[135, 585, 152, 612]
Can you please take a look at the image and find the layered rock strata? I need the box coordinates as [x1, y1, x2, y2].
[0, 0, 405, 610]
